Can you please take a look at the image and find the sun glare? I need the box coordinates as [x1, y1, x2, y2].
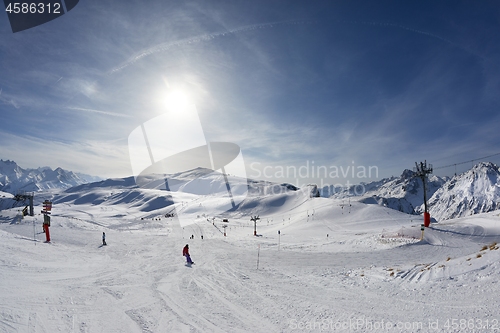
[164, 89, 190, 111]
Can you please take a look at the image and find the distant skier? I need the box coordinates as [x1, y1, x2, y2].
[183, 244, 194, 264]
[102, 232, 107, 246]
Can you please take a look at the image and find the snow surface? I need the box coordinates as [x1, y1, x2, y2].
[1, 179, 500, 332]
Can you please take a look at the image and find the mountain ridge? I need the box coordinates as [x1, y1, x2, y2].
[427, 162, 500, 220]
[3, 159, 500, 221]
[320, 161, 500, 221]
[0, 159, 101, 193]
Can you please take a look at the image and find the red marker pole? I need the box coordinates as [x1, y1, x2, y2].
[424, 212, 430, 228]
[43, 223, 50, 242]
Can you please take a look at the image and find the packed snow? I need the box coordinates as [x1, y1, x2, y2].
[1, 171, 500, 332]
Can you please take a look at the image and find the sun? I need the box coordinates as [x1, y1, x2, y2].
[164, 89, 190, 111]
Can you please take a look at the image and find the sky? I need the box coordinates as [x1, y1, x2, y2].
[1, 0, 500, 188]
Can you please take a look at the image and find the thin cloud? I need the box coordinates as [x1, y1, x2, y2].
[0, 89, 20, 109]
[66, 107, 133, 118]
[108, 20, 312, 75]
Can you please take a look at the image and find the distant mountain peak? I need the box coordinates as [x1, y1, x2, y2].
[400, 169, 416, 180]
[0, 159, 17, 164]
[0, 159, 100, 194]
[469, 161, 499, 175]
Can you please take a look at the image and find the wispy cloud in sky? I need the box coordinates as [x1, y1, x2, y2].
[0, 89, 20, 109]
[1, 1, 499, 185]
[66, 107, 133, 118]
[108, 20, 304, 75]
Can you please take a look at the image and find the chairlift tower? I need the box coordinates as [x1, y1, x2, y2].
[251, 215, 260, 236]
[14, 192, 34, 216]
[414, 161, 433, 227]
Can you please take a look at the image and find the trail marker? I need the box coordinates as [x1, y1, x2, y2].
[42, 200, 52, 242]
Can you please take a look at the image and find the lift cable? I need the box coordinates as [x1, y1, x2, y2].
[433, 152, 500, 171]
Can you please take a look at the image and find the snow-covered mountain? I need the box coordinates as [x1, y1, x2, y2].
[75, 172, 103, 184]
[426, 162, 500, 220]
[322, 169, 447, 215]
[5, 158, 500, 222]
[362, 169, 447, 215]
[0, 159, 98, 193]
[320, 162, 500, 221]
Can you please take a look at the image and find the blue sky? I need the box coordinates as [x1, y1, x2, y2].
[1, 1, 500, 187]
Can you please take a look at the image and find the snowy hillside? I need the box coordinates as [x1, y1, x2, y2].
[427, 162, 500, 221]
[0, 191, 16, 212]
[0, 159, 97, 193]
[1, 179, 500, 332]
[50, 168, 305, 222]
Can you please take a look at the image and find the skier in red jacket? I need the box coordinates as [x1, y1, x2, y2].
[183, 244, 194, 264]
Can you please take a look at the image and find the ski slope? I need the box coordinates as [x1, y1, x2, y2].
[1, 187, 500, 332]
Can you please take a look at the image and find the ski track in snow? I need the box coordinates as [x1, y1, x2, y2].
[1, 191, 500, 332]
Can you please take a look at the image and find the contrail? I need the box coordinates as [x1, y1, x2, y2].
[108, 20, 312, 75]
[90, 18, 494, 79]
[67, 106, 132, 118]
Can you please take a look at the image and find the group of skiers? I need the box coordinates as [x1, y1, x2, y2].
[189, 234, 203, 239]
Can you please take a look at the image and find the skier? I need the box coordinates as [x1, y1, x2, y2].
[102, 232, 107, 246]
[183, 244, 194, 264]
